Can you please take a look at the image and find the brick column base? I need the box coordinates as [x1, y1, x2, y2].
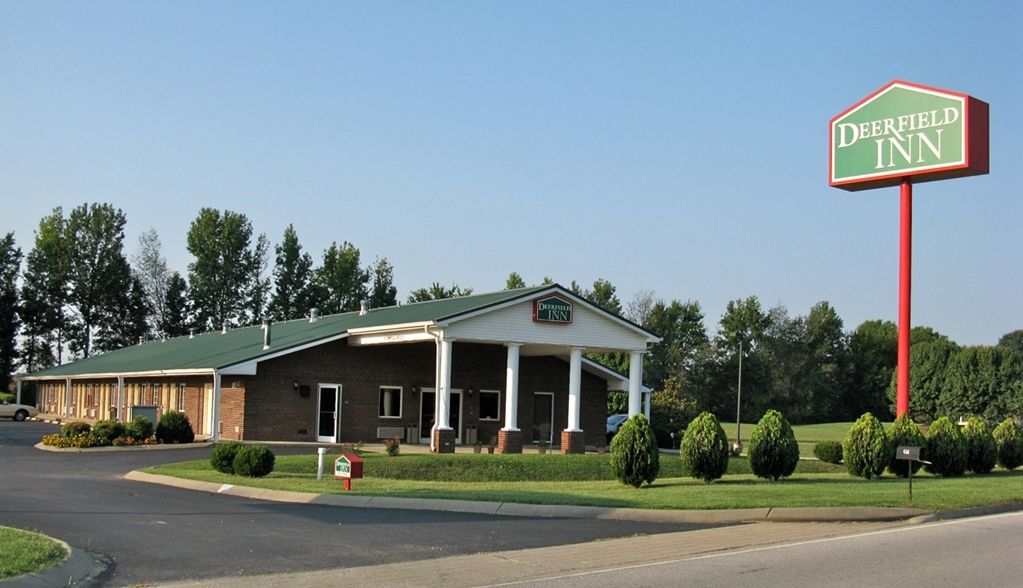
[561, 430, 586, 454]
[498, 429, 523, 454]
[432, 428, 455, 453]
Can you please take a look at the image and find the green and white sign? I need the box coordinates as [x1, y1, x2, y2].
[533, 295, 573, 324]
[830, 81, 988, 191]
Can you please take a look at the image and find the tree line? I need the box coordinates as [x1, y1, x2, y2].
[1, 203, 1020, 428]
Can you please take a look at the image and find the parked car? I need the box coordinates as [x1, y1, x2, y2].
[606, 413, 628, 435]
[0, 400, 38, 422]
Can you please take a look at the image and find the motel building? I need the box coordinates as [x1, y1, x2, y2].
[20, 285, 658, 453]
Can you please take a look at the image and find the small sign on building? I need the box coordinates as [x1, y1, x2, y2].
[532, 295, 573, 324]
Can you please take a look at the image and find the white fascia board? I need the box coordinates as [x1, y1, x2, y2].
[438, 286, 661, 344]
[580, 357, 651, 393]
[218, 333, 350, 374]
[346, 321, 435, 336]
[21, 368, 215, 381]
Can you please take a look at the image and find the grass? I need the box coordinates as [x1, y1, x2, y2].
[0, 526, 67, 579]
[146, 452, 1023, 512]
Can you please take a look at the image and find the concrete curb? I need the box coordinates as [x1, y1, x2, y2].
[35, 441, 213, 453]
[123, 470, 932, 524]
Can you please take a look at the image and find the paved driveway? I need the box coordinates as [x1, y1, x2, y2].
[0, 421, 721, 586]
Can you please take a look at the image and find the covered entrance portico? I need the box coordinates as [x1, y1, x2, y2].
[346, 285, 659, 454]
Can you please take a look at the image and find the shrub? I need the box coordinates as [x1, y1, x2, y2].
[385, 436, 400, 457]
[61, 421, 92, 438]
[211, 441, 244, 474]
[91, 419, 126, 446]
[233, 445, 276, 477]
[610, 414, 660, 487]
[112, 436, 141, 446]
[962, 416, 997, 474]
[679, 412, 730, 483]
[748, 409, 799, 481]
[992, 418, 1023, 470]
[843, 413, 889, 479]
[924, 416, 967, 477]
[885, 415, 926, 477]
[125, 416, 154, 441]
[813, 441, 843, 464]
[156, 411, 195, 444]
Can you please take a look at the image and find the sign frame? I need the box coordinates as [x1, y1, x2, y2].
[829, 80, 989, 191]
[532, 294, 574, 325]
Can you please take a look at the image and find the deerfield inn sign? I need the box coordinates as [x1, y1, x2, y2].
[829, 80, 989, 191]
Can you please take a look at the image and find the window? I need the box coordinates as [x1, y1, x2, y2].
[177, 384, 186, 411]
[378, 386, 402, 419]
[478, 390, 501, 421]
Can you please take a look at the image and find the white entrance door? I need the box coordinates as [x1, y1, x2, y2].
[317, 384, 342, 443]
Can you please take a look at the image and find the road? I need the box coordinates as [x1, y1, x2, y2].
[0, 421, 720, 586]
[501, 511, 1023, 587]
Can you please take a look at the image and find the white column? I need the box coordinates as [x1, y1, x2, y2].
[437, 338, 453, 429]
[15, 379, 22, 405]
[65, 378, 72, 417]
[567, 347, 583, 432]
[644, 391, 651, 421]
[503, 343, 521, 431]
[117, 376, 125, 422]
[212, 371, 222, 442]
[628, 351, 643, 417]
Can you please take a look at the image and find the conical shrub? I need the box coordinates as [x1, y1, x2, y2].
[747, 409, 799, 481]
[610, 414, 660, 487]
[886, 415, 925, 477]
[843, 412, 889, 479]
[993, 418, 1023, 470]
[924, 416, 967, 477]
[962, 416, 996, 474]
[680, 412, 730, 483]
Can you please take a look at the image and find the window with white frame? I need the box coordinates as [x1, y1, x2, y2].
[177, 384, 186, 411]
[478, 390, 501, 421]
[378, 386, 402, 418]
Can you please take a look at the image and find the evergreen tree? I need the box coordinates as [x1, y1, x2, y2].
[246, 233, 271, 324]
[0, 233, 22, 391]
[160, 272, 190, 337]
[186, 208, 260, 331]
[643, 299, 707, 391]
[312, 241, 368, 314]
[268, 224, 314, 321]
[368, 257, 398, 309]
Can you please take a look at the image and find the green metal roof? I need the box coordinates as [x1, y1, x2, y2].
[26, 285, 554, 378]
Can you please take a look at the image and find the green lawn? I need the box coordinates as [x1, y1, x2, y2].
[718, 420, 860, 456]
[146, 452, 1023, 512]
[0, 526, 67, 579]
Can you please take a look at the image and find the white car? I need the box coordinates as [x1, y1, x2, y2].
[607, 414, 628, 435]
[0, 399, 38, 421]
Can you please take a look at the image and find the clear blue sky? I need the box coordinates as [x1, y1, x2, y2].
[2, 2, 1020, 345]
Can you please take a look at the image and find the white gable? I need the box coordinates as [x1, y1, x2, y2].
[440, 296, 652, 352]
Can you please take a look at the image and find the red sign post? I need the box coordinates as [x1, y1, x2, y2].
[830, 81, 989, 417]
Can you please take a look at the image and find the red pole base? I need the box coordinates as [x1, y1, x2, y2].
[343, 479, 351, 492]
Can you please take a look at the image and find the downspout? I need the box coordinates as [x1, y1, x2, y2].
[15, 378, 21, 405]
[65, 378, 72, 417]
[211, 370, 222, 442]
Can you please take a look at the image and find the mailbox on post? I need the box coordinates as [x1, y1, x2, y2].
[895, 445, 928, 500]
[334, 454, 364, 491]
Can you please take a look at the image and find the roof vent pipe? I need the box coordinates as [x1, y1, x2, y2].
[359, 300, 368, 316]
[221, 323, 227, 335]
[262, 321, 272, 350]
[310, 308, 319, 323]
[189, 329, 194, 339]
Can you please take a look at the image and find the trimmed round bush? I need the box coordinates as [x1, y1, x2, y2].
[993, 418, 1023, 470]
[125, 416, 154, 441]
[156, 411, 195, 444]
[962, 416, 996, 474]
[211, 441, 244, 474]
[886, 415, 925, 477]
[233, 445, 276, 477]
[813, 440, 843, 464]
[679, 412, 730, 483]
[610, 414, 660, 488]
[91, 419, 126, 446]
[61, 421, 92, 437]
[924, 416, 967, 477]
[843, 413, 889, 479]
[748, 409, 799, 481]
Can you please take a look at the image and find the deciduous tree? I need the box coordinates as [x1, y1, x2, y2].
[268, 225, 315, 321]
[368, 258, 398, 309]
[407, 282, 472, 303]
[186, 208, 260, 331]
[313, 241, 368, 314]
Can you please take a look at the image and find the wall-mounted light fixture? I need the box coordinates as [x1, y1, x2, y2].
[467, 387, 475, 397]
[293, 381, 300, 392]
[411, 385, 419, 397]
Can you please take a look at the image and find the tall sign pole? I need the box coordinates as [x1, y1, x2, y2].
[830, 80, 989, 418]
